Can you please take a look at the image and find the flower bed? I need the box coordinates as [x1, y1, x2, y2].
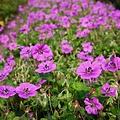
[0, 0, 120, 119]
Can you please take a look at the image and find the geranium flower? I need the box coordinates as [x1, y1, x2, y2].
[6, 54, 14, 61]
[8, 42, 18, 50]
[61, 44, 73, 54]
[101, 83, 117, 97]
[46, 32, 55, 39]
[0, 85, 16, 98]
[20, 46, 33, 60]
[16, 82, 38, 99]
[61, 16, 70, 28]
[84, 97, 103, 115]
[39, 34, 46, 40]
[76, 61, 102, 79]
[27, 12, 37, 25]
[82, 2, 88, 10]
[4, 55, 15, 73]
[32, 44, 54, 61]
[95, 55, 106, 68]
[77, 52, 93, 61]
[37, 61, 56, 73]
[0, 34, 9, 44]
[18, 5, 24, 12]
[76, 29, 90, 38]
[0, 70, 8, 82]
[82, 42, 93, 53]
[61, 40, 68, 45]
[29, 113, 34, 119]
[7, 21, 16, 29]
[72, 3, 80, 13]
[19, 24, 30, 34]
[9, 32, 17, 41]
[104, 57, 120, 72]
[36, 10, 44, 21]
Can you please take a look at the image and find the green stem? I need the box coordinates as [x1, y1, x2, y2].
[4, 115, 7, 120]
[48, 90, 53, 114]
[10, 97, 14, 110]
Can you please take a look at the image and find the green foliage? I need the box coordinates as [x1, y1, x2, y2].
[0, 0, 27, 20]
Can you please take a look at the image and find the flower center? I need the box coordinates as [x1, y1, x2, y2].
[38, 49, 43, 54]
[64, 47, 69, 51]
[21, 28, 26, 32]
[106, 87, 110, 93]
[23, 88, 29, 94]
[90, 103, 95, 108]
[97, 58, 102, 62]
[26, 49, 30, 53]
[109, 62, 116, 68]
[3, 88, 9, 94]
[0, 74, 4, 79]
[44, 64, 49, 70]
[86, 67, 93, 74]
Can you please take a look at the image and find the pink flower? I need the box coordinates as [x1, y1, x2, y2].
[37, 61, 56, 73]
[76, 61, 102, 79]
[61, 44, 73, 54]
[84, 97, 103, 115]
[39, 34, 46, 40]
[82, 42, 93, 53]
[0, 85, 16, 98]
[32, 44, 54, 61]
[0, 34, 9, 44]
[61, 40, 68, 45]
[8, 42, 18, 50]
[16, 82, 38, 99]
[101, 83, 117, 96]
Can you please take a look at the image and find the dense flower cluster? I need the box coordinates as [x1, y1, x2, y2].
[0, 0, 119, 118]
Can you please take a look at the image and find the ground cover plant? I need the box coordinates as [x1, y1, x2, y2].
[0, 0, 120, 119]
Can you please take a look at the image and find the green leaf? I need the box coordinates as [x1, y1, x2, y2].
[40, 118, 48, 120]
[57, 80, 65, 86]
[53, 110, 59, 118]
[72, 82, 89, 91]
[7, 112, 15, 120]
[31, 118, 36, 120]
[13, 117, 20, 120]
[51, 96, 58, 107]
[80, 107, 85, 115]
[110, 107, 117, 114]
